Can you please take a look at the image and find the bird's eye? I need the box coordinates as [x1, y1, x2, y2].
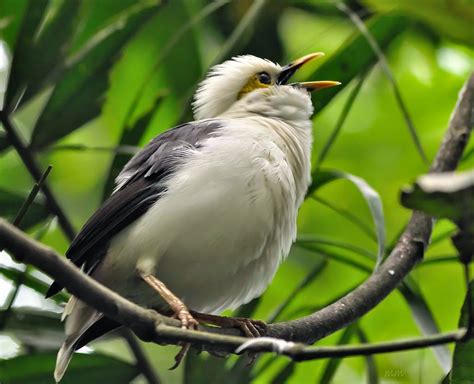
[258, 72, 272, 85]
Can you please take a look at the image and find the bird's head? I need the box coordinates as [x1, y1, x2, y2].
[192, 53, 340, 120]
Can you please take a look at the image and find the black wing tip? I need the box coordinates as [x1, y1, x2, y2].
[45, 282, 62, 298]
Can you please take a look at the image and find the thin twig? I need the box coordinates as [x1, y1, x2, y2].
[284, 329, 467, 361]
[46, 144, 140, 155]
[13, 165, 52, 227]
[0, 113, 76, 240]
[337, 2, 428, 165]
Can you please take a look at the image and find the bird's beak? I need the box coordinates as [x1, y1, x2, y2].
[277, 52, 341, 92]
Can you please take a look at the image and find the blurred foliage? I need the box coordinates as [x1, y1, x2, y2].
[0, 0, 473, 383]
[449, 282, 474, 383]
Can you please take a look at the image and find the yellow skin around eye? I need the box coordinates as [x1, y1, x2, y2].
[238, 74, 273, 99]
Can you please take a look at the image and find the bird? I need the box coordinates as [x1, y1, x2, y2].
[46, 52, 340, 381]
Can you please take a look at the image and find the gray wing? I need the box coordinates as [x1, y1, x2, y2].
[46, 120, 221, 297]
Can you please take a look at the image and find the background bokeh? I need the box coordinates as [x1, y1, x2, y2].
[0, 0, 473, 383]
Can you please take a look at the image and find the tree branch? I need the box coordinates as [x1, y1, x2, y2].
[0, 218, 469, 360]
[0, 73, 472, 361]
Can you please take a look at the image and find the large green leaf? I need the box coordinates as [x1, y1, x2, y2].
[363, 0, 474, 45]
[307, 13, 409, 112]
[319, 325, 357, 383]
[308, 169, 386, 268]
[0, 352, 140, 383]
[0, 188, 49, 229]
[17, 0, 82, 106]
[0, 307, 63, 350]
[3, 0, 48, 111]
[29, 0, 162, 149]
[449, 282, 474, 383]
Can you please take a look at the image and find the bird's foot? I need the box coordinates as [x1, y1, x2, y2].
[225, 317, 267, 338]
[172, 305, 199, 330]
[191, 311, 267, 338]
[169, 305, 198, 370]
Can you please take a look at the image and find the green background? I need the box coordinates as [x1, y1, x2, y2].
[0, 0, 473, 383]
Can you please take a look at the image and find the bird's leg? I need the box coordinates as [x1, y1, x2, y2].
[190, 311, 267, 338]
[138, 270, 198, 330]
[137, 270, 197, 370]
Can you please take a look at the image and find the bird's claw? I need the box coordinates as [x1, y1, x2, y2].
[169, 306, 198, 370]
[232, 317, 267, 338]
[173, 308, 199, 330]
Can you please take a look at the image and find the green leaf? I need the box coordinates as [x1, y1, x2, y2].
[308, 169, 386, 268]
[271, 361, 296, 384]
[0, 188, 49, 229]
[319, 325, 357, 383]
[297, 234, 376, 261]
[0, 0, 29, 50]
[450, 282, 474, 383]
[30, 0, 162, 149]
[267, 257, 327, 323]
[0, 307, 63, 350]
[0, 352, 140, 383]
[18, 0, 82, 106]
[307, 14, 409, 112]
[355, 326, 379, 384]
[363, 0, 474, 45]
[399, 278, 451, 371]
[4, 0, 48, 111]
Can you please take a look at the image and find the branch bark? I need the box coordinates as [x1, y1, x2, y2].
[0, 73, 472, 359]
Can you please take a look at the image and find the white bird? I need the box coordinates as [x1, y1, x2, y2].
[47, 52, 339, 381]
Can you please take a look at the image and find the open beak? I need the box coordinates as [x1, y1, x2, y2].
[277, 52, 341, 92]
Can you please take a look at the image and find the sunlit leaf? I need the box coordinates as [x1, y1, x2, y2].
[17, 0, 82, 106]
[355, 326, 379, 384]
[4, 0, 48, 111]
[307, 13, 409, 112]
[0, 352, 140, 383]
[363, 0, 474, 45]
[267, 257, 327, 322]
[319, 325, 357, 383]
[399, 277, 451, 371]
[308, 169, 386, 268]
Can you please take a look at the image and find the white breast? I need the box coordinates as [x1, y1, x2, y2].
[97, 115, 312, 314]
